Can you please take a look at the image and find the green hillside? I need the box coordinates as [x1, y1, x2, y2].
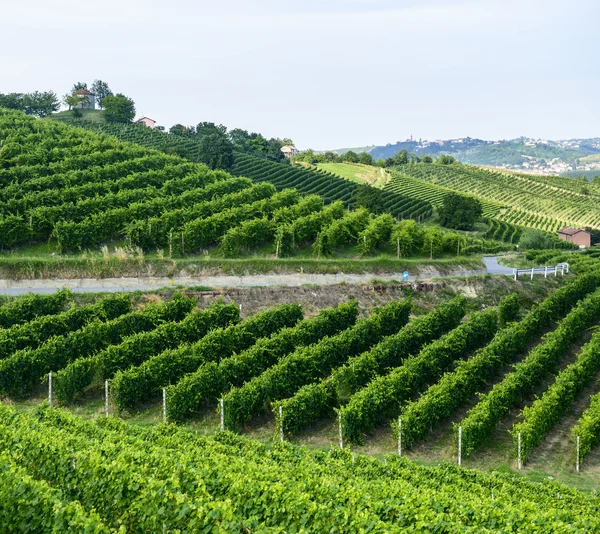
[50, 115, 434, 222]
[1, 108, 515, 272]
[390, 163, 600, 231]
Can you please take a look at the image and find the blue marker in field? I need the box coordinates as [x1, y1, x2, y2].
[403, 271, 409, 281]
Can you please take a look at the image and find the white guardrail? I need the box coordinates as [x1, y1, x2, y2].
[513, 263, 569, 281]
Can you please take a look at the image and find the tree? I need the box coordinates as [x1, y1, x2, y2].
[584, 227, 600, 245]
[71, 82, 88, 92]
[91, 80, 112, 109]
[0, 93, 25, 110]
[342, 150, 360, 163]
[229, 128, 250, 149]
[421, 155, 433, 163]
[196, 122, 227, 137]
[63, 92, 80, 111]
[352, 184, 384, 214]
[392, 150, 409, 165]
[438, 193, 482, 230]
[169, 124, 194, 136]
[359, 152, 374, 165]
[23, 91, 60, 117]
[519, 229, 551, 250]
[103, 93, 135, 123]
[323, 151, 339, 162]
[436, 154, 456, 165]
[197, 133, 234, 170]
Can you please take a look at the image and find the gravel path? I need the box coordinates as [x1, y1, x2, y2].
[0, 257, 513, 295]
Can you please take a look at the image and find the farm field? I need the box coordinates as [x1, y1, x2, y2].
[50, 115, 433, 221]
[391, 163, 600, 231]
[1, 253, 600, 530]
[0, 107, 526, 283]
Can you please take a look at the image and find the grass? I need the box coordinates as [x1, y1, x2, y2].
[50, 109, 106, 123]
[0, 242, 484, 279]
[316, 162, 391, 189]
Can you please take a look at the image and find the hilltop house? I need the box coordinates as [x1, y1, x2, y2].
[136, 117, 156, 128]
[281, 145, 298, 159]
[74, 89, 95, 110]
[558, 227, 591, 248]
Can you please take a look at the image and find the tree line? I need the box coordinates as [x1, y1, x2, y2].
[293, 148, 456, 167]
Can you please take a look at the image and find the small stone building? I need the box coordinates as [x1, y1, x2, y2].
[558, 227, 591, 247]
[74, 89, 95, 110]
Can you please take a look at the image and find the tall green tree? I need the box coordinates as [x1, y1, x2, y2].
[169, 124, 194, 136]
[198, 133, 234, 170]
[342, 150, 360, 163]
[23, 91, 60, 117]
[436, 154, 456, 165]
[91, 80, 112, 109]
[0, 93, 25, 110]
[103, 93, 135, 123]
[71, 82, 88, 92]
[196, 122, 227, 137]
[438, 193, 482, 230]
[359, 152, 374, 165]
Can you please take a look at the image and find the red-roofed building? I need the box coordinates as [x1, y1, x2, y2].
[558, 227, 591, 247]
[74, 89, 95, 110]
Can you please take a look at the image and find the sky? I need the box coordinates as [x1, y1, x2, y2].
[1, 0, 598, 149]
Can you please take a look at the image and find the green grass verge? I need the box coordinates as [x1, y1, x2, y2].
[0, 255, 484, 280]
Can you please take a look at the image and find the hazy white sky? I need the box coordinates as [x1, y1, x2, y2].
[1, 0, 598, 148]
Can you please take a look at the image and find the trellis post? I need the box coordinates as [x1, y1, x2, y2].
[105, 379, 109, 417]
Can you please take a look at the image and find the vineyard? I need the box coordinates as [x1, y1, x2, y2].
[0, 108, 518, 262]
[4, 406, 600, 532]
[0, 277, 600, 530]
[51, 116, 434, 221]
[390, 163, 600, 231]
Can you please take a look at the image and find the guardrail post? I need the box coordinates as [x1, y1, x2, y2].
[554, 266, 558, 277]
[530, 267, 534, 280]
[544, 266, 548, 278]
[513, 269, 517, 281]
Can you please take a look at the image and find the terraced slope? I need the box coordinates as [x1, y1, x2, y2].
[393, 163, 600, 230]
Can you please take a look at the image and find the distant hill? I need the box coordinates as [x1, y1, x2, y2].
[330, 137, 600, 176]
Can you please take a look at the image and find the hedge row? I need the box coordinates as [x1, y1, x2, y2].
[0, 453, 110, 533]
[112, 303, 304, 412]
[573, 390, 600, 461]
[222, 299, 413, 429]
[165, 301, 359, 423]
